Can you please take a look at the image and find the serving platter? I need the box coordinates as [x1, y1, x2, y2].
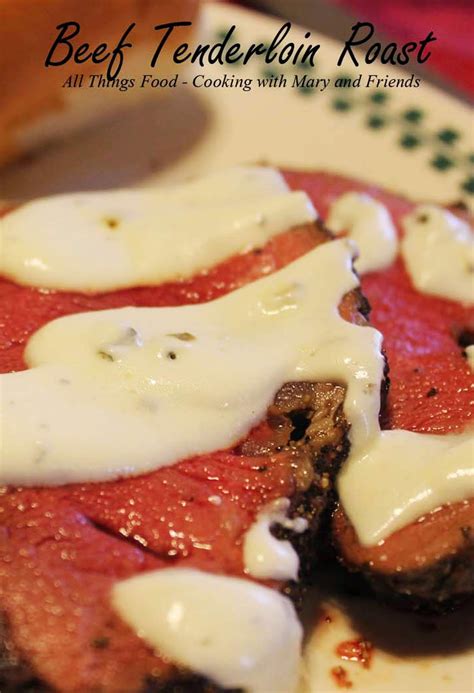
[0, 2, 473, 691]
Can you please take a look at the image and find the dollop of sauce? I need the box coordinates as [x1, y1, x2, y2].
[0, 239, 384, 486]
[339, 429, 474, 545]
[326, 192, 398, 274]
[243, 497, 308, 580]
[0, 167, 316, 291]
[111, 568, 302, 693]
[401, 205, 474, 304]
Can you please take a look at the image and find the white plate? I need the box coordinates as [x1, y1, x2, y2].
[1, 3, 473, 691]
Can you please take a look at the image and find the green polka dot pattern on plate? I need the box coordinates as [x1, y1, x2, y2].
[213, 27, 472, 200]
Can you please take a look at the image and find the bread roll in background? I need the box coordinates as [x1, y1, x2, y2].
[0, 0, 200, 167]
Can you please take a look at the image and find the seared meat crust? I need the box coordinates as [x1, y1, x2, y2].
[333, 500, 474, 612]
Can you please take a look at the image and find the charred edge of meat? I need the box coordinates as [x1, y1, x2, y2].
[374, 545, 474, 614]
[339, 548, 474, 615]
[333, 515, 474, 614]
[378, 345, 391, 429]
[238, 378, 351, 608]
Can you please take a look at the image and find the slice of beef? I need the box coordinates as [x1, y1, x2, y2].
[332, 501, 474, 611]
[283, 170, 473, 435]
[0, 378, 351, 693]
[282, 170, 474, 612]
[0, 221, 369, 691]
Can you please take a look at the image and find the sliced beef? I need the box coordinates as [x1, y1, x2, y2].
[0, 220, 368, 691]
[283, 170, 474, 435]
[333, 501, 474, 611]
[0, 222, 326, 375]
[283, 170, 474, 611]
[0, 378, 351, 692]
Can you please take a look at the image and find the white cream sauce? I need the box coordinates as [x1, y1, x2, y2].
[0, 239, 385, 487]
[111, 568, 302, 693]
[243, 498, 308, 580]
[0, 167, 315, 292]
[326, 192, 398, 274]
[401, 205, 474, 304]
[338, 429, 474, 545]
